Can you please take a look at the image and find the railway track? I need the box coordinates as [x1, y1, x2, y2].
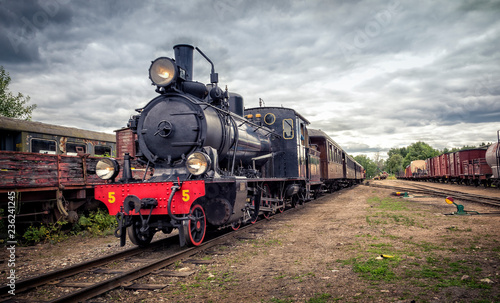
[1, 202, 301, 303]
[0, 237, 170, 300]
[369, 181, 500, 208]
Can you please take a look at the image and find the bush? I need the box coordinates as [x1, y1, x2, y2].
[23, 221, 68, 244]
[73, 209, 117, 236]
[22, 209, 117, 244]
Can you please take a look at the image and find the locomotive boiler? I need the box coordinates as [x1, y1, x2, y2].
[95, 45, 277, 246]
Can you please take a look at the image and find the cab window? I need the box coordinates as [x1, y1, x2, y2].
[283, 119, 294, 139]
[300, 123, 306, 146]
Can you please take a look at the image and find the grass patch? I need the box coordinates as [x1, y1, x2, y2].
[353, 258, 398, 281]
[405, 240, 444, 252]
[307, 293, 338, 303]
[367, 196, 408, 211]
[366, 243, 395, 255]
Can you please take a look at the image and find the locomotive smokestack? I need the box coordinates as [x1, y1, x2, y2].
[174, 44, 194, 81]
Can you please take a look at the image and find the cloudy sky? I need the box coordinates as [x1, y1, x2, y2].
[1, 0, 499, 159]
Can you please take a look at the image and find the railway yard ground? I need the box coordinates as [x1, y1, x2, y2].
[3, 180, 500, 303]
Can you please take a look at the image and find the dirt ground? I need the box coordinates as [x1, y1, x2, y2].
[4, 182, 500, 302]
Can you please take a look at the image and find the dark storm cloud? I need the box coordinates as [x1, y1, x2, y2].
[1, 0, 499, 159]
[0, 0, 74, 63]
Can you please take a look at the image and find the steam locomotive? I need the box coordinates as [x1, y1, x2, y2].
[94, 44, 364, 247]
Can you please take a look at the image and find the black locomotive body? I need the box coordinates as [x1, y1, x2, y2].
[94, 44, 363, 247]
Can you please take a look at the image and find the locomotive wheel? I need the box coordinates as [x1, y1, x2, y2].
[184, 204, 206, 247]
[291, 194, 300, 208]
[278, 199, 284, 213]
[262, 184, 272, 219]
[250, 215, 258, 224]
[128, 218, 155, 247]
[250, 196, 260, 224]
[231, 221, 241, 230]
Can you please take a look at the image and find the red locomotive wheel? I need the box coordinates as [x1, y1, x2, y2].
[250, 197, 259, 224]
[231, 221, 241, 230]
[184, 204, 206, 247]
[278, 201, 284, 213]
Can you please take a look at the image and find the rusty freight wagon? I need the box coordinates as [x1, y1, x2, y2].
[0, 116, 117, 227]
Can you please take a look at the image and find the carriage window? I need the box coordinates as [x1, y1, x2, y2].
[66, 143, 86, 156]
[95, 145, 111, 156]
[283, 119, 294, 139]
[0, 130, 20, 151]
[329, 144, 333, 162]
[327, 144, 331, 162]
[31, 139, 56, 154]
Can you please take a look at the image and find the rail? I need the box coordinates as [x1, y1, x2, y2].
[369, 181, 500, 208]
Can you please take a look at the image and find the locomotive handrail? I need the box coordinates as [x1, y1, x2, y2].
[251, 152, 284, 171]
[230, 116, 239, 175]
[199, 100, 280, 138]
[251, 152, 284, 161]
[236, 118, 281, 138]
[200, 99, 282, 174]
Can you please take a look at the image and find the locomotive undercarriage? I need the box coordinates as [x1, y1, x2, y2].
[113, 178, 313, 247]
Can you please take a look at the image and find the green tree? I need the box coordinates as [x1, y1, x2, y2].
[373, 151, 385, 171]
[354, 154, 377, 178]
[388, 146, 408, 159]
[402, 141, 439, 168]
[0, 66, 37, 120]
[385, 153, 403, 174]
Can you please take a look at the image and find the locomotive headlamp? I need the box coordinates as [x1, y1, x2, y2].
[96, 158, 120, 180]
[149, 57, 178, 87]
[186, 152, 211, 175]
